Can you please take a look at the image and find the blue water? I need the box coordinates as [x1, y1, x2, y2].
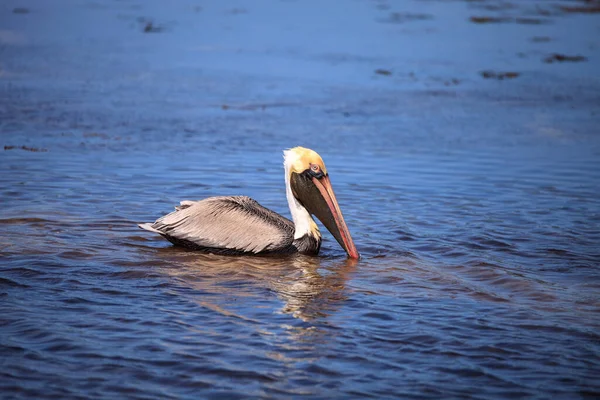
[1, 0, 599, 398]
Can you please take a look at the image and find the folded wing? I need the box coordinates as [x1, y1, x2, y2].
[139, 196, 295, 254]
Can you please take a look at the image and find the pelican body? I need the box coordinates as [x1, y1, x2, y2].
[139, 147, 359, 258]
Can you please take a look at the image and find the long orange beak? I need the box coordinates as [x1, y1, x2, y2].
[310, 175, 360, 259]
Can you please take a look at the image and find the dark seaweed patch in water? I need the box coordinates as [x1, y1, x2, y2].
[4, 145, 48, 152]
[470, 16, 551, 25]
[480, 71, 520, 80]
[380, 12, 433, 24]
[137, 17, 168, 33]
[559, 5, 600, 14]
[544, 53, 587, 63]
[375, 69, 392, 76]
[473, 2, 517, 12]
[470, 16, 509, 24]
[143, 22, 164, 33]
[515, 17, 551, 25]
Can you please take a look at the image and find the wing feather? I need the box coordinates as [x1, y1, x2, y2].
[142, 196, 295, 254]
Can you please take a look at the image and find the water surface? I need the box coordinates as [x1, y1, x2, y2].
[1, 0, 599, 398]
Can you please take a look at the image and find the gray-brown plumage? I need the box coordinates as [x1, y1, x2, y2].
[139, 196, 302, 255]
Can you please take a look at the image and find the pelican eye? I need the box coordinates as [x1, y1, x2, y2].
[308, 163, 324, 178]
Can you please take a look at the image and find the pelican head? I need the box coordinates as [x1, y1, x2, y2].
[284, 147, 359, 259]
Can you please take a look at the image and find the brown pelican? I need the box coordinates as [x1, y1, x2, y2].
[139, 147, 359, 258]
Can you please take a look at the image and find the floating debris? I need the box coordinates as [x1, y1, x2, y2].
[515, 17, 550, 25]
[375, 69, 392, 76]
[143, 22, 164, 33]
[559, 5, 600, 14]
[137, 17, 167, 33]
[470, 16, 551, 25]
[480, 71, 520, 80]
[4, 145, 48, 152]
[13, 7, 30, 14]
[470, 16, 508, 24]
[544, 53, 587, 63]
[381, 12, 433, 24]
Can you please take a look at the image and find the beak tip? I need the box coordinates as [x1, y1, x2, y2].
[346, 248, 360, 260]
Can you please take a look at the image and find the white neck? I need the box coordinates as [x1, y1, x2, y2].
[283, 150, 319, 240]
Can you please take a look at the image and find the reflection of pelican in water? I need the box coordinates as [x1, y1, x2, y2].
[139, 147, 359, 258]
[271, 259, 358, 320]
[152, 249, 358, 321]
